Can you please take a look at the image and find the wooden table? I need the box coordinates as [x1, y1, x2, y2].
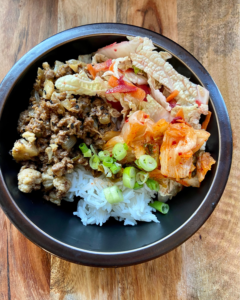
[0, 0, 239, 299]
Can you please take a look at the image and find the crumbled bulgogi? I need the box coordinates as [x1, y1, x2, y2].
[12, 61, 121, 205]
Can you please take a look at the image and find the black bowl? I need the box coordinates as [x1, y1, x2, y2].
[0, 23, 232, 267]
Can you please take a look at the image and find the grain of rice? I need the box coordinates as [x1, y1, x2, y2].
[65, 166, 159, 226]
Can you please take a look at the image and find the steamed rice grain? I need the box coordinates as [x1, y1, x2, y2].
[65, 166, 159, 226]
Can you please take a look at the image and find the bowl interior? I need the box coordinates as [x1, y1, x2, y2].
[0, 35, 219, 252]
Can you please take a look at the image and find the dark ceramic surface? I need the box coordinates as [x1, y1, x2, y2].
[0, 24, 232, 267]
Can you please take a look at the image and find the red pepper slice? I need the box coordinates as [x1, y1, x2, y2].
[117, 76, 125, 86]
[106, 100, 123, 112]
[106, 85, 137, 94]
[168, 99, 177, 108]
[171, 117, 183, 124]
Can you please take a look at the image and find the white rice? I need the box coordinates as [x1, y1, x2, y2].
[65, 166, 159, 226]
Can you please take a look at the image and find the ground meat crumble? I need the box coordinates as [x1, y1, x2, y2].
[11, 60, 122, 205]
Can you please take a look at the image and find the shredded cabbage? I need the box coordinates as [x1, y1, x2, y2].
[96, 36, 155, 59]
[140, 95, 171, 122]
[124, 70, 148, 85]
[158, 179, 183, 202]
[78, 54, 92, 64]
[55, 75, 109, 96]
[148, 76, 171, 111]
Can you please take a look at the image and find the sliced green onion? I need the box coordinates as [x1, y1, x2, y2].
[138, 155, 157, 171]
[98, 150, 110, 161]
[101, 164, 112, 177]
[110, 164, 122, 174]
[89, 155, 100, 170]
[149, 201, 169, 214]
[136, 171, 149, 185]
[134, 182, 144, 190]
[103, 185, 123, 204]
[90, 145, 97, 155]
[103, 156, 114, 167]
[79, 143, 92, 157]
[112, 143, 128, 161]
[83, 149, 92, 157]
[79, 143, 89, 153]
[123, 166, 136, 189]
[135, 159, 142, 169]
[133, 65, 141, 74]
[146, 178, 160, 191]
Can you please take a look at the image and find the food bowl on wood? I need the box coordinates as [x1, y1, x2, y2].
[0, 23, 232, 267]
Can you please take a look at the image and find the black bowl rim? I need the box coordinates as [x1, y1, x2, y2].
[0, 23, 232, 267]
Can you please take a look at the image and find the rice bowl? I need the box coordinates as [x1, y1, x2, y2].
[0, 24, 232, 266]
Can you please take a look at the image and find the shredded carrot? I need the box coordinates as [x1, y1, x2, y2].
[108, 75, 118, 87]
[87, 64, 96, 79]
[166, 90, 179, 102]
[93, 59, 112, 73]
[175, 108, 184, 119]
[108, 75, 146, 101]
[130, 88, 145, 101]
[109, 62, 115, 72]
[201, 111, 212, 130]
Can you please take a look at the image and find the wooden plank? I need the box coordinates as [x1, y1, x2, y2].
[0, 0, 58, 78]
[0, 213, 51, 300]
[0, 0, 239, 299]
[51, 247, 187, 300]
[116, 0, 178, 41]
[7, 224, 51, 300]
[58, 0, 117, 32]
[0, 214, 8, 300]
[0, 0, 58, 299]
[177, 0, 240, 299]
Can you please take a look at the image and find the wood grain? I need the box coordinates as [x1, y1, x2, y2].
[51, 247, 186, 300]
[58, 0, 117, 32]
[0, 0, 58, 299]
[1, 0, 240, 299]
[116, 0, 178, 41]
[177, 0, 240, 299]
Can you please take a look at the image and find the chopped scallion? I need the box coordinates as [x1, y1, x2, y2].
[90, 145, 97, 155]
[103, 156, 114, 167]
[135, 159, 142, 169]
[138, 155, 157, 171]
[103, 185, 123, 204]
[112, 143, 128, 161]
[79, 143, 89, 153]
[98, 150, 110, 161]
[89, 155, 100, 170]
[136, 171, 149, 185]
[149, 201, 169, 214]
[133, 65, 141, 74]
[79, 143, 92, 157]
[110, 164, 122, 174]
[133, 182, 143, 190]
[146, 179, 160, 191]
[123, 166, 136, 189]
[83, 149, 92, 157]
